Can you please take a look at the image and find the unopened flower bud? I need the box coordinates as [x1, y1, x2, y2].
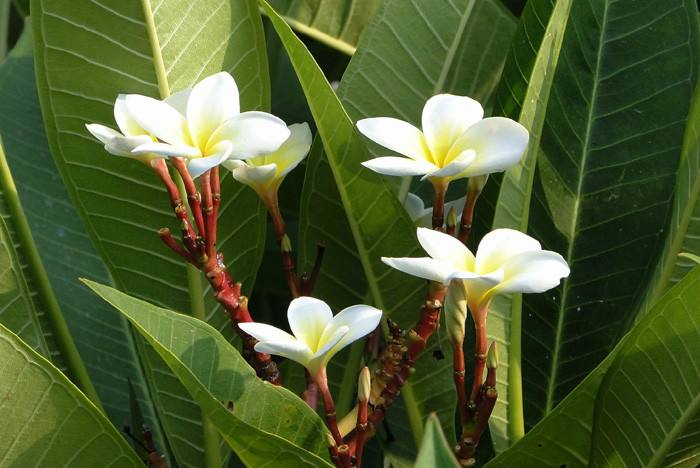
[445, 282, 468, 346]
[487, 342, 499, 369]
[468, 174, 489, 194]
[447, 206, 458, 229]
[281, 234, 293, 253]
[358, 367, 371, 403]
[325, 432, 336, 448]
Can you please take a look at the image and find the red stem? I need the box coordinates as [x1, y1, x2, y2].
[355, 398, 368, 467]
[469, 309, 488, 404]
[431, 181, 447, 230]
[453, 341, 469, 424]
[172, 158, 206, 241]
[458, 187, 479, 245]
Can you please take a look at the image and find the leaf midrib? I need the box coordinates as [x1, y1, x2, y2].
[432, 0, 476, 94]
[544, 0, 611, 414]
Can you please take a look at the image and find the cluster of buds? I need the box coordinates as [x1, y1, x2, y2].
[87, 72, 570, 467]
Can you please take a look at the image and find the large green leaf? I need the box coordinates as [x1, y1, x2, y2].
[84, 279, 333, 468]
[487, 266, 700, 468]
[267, 0, 382, 54]
[31, 0, 270, 465]
[479, 0, 571, 452]
[294, 0, 516, 458]
[519, 0, 699, 430]
[0, 23, 162, 447]
[0, 322, 142, 467]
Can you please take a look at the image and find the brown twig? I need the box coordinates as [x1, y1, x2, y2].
[302, 369, 319, 410]
[431, 181, 447, 230]
[355, 392, 369, 467]
[458, 185, 480, 245]
[452, 341, 469, 424]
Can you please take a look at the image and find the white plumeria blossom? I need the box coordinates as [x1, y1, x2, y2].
[85, 95, 157, 163]
[223, 122, 311, 197]
[383, 228, 569, 341]
[123, 72, 290, 178]
[356, 94, 528, 184]
[238, 297, 382, 377]
[404, 192, 466, 228]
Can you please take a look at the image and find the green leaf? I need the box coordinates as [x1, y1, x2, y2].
[0, 322, 142, 467]
[519, 0, 699, 430]
[84, 279, 334, 468]
[487, 266, 700, 468]
[480, 0, 572, 451]
[31, 0, 270, 464]
[637, 79, 700, 317]
[266, 0, 383, 55]
[0, 23, 163, 448]
[414, 414, 460, 468]
[294, 0, 516, 457]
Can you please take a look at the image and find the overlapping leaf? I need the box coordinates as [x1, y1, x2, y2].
[0, 323, 142, 468]
[85, 280, 333, 468]
[31, 0, 270, 464]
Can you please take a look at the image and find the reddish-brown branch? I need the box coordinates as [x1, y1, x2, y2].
[302, 370, 319, 410]
[172, 158, 206, 240]
[452, 341, 469, 424]
[458, 186, 480, 245]
[200, 171, 215, 262]
[264, 193, 301, 298]
[469, 310, 488, 404]
[159, 228, 195, 263]
[300, 244, 325, 296]
[143, 425, 168, 468]
[431, 182, 447, 230]
[355, 397, 369, 467]
[209, 167, 220, 257]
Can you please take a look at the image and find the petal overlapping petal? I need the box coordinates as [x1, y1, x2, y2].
[475, 228, 541, 274]
[124, 94, 191, 146]
[323, 304, 382, 353]
[225, 160, 278, 188]
[187, 72, 239, 149]
[132, 142, 201, 158]
[356, 117, 430, 161]
[421, 94, 483, 157]
[187, 141, 232, 178]
[494, 250, 570, 296]
[422, 150, 475, 180]
[416, 228, 474, 270]
[287, 297, 333, 351]
[210, 111, 289, 159]
[114, 94, 145, 136]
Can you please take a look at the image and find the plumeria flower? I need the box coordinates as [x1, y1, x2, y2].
[223, 122, 311, 199]
[382, 228, 569, 342]
[356, 94, 528, 186]
[124, 72, 290, 178]
[404, 192, 466, 228]
[238, 297, 382, 379]
[85, 95, 158, 164]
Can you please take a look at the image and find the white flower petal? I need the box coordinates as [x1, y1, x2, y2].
[105, 135, 154, 157]
[421, 94, 483, 157]
[422, 150, 475, 180]
[164, 88, 192, 115]
[239, 322, 313, 367]
[356, 117, 430, 161]
[287, 296, 333, 352]
[416, 227, 474, 270]
[114, 94, 145, 136]
[238, 322, 296, 346]
[362, 157, 437, 176]
[132, 142, 201, 158]
[271, 122, 312, 178]
[495, 250, 570, 295]
[463, 270, 506, 309]
[188, 141, 232, 178]
[86, 124, 121, 145]
[451, 117, 529, 177]
[227, 161, 278, 188]
[381, 256, 455, 284]
[187, 72, 240, 149]
[312, 325, 349, 360]
[404, 193, 427, 222]
[124, 94, 191, 146]
[320, 304, 382, 358]
[209, 111, 290, 159]
[475, 228, 541, 274]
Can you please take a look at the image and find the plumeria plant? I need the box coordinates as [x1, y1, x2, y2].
[2, 1, 700, 468]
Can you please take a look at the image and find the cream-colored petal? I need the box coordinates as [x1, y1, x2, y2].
[287, 297, 333, 351]
[105, 135, 154, 157]
[404, 193, 428, 223]
[124, 94, 191, 145]
[86, 124, 121, 145]
[450, 117, 529, 177]
[416, 227, 474, 271]
[493, 250, 569, 296]
[475, 228, 541, 274]
[462, 270, 505, 310]
[187, 141, 231, 178]
[422, 150, 475, 180]
[209, 111, 289, 159]
[239, 322, 314, 366]
[362, 157, 437, 176]
[164, 87, 192, 115]
[114, 94, 146, 136]
[271, 122, 312, 178]
[445, 281, 468, 345]
[237, 322, 298, 347]
[356, 117, 430, 161]
[322, 304, 382, 352]
[381, 256, 455, 284]
[187, 72, 240, 149]
[306, 326, 349, 375]
[227, 161, 277, 188]
[421, 94, 483, 157]
[132, 142, 201, 158]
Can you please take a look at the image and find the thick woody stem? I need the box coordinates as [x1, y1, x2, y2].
[453, 341, 469, 424]
[458, 187, 480, 245]
[355, 398, 369, 468]
[469, 309, 488, 404]
[431, 181, 447, 230]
